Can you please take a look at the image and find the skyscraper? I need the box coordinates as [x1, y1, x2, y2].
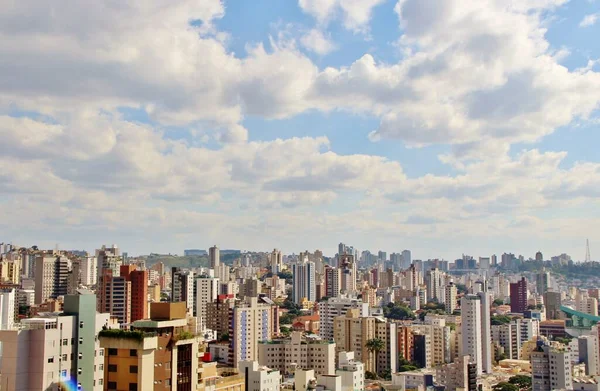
[292, 255, 316, 304]
[195, 274, 219, 333]
[445, 282, 457, 314]
[402, 250, 412, 269]
[461, 293, 492, 375]
[536, 271, 550, 295]
[171, 267, 195, 313]
[209, 245, 220, 269]
[120, 265, 148, 322]
[324, 265, 341, 298]
[510, 277, 528, 313]
[270, 249, 283, 274]
[338, 254, 357, 294]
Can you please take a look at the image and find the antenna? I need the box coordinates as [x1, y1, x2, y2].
[586, 239, 591, 262]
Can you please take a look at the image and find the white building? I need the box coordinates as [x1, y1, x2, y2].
[0, 292, 111, 391]
[318, 297, 369, 341]
[292, 256, 316, 304]
[336, 351, 364, 391]
[80, 256, 97, 286]
[258, 332, 335, 375]
[195, 274, 219, 333]
[239, 361, 280, 391]
[531, 342, 573, 391]
[0, 288, 16, 330]
[461, 292, 492, 375]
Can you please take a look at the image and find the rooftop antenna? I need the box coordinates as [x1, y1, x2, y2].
[586, 239, 591, 262]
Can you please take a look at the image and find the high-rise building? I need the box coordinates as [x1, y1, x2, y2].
[269, 249, 283, 274]
[378, 251, 387, 262]
[510, 277, 528, 314]
[425, 268, 445, 302]
[544, 291, 562, 320]
[531, 340, 573, 391]
[338, 254, 357, 294]
[292, 256, 316, 304]
[209, 245, 220, 269]
[99, 302, 199, 391]
[230, 297, 278, 366]
[98, 269, 132, 324]
[34, 253, 71, 304]
[333, 309, 397, 373]
[171, 267, 195, 314]
[535, 251, 544, 262]
[195, 274, 219, 333]
[461, 293, 492, 375]
[120, 265, 148, 322]
[324, 266, 341, 299]
[402, 250, 412, 269]
[536, 271, 550, 295]
[258, 331, 335, 375]
[0, 288, 15, 330]
[80, 256, 97, 286]
[96, 244, 121, 282]
[318, 296, 369, 341]
[0, 291, 110, 391]
[445, 283, 457, 314]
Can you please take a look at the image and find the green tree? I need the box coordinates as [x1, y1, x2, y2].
[491, 315, 512, 325]
[492, 382, 519, 391]
[383, 302, 416, 320]
[493, 299, 505, 306]
[508, 375, 532, 391]
[397, 354, 419, 372]
[365, 371, 377, 380]
[366, 338, 385, 375]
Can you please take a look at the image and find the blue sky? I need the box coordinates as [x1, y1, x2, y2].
[1, 0, 599, 260]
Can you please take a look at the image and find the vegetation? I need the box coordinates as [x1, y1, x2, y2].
[366, 338, 385, 374]
[493, 299, 505, 306]
[318, 296, 330, 302]
[491, 315, 512, 325]
[398, 354, 421, 372]
[277, 270, 293, 283]
[219, 332, 230, 342]
[456, 284, 468, 294]
[383, 302, 416, 320]
[99, 329, 150, 342]
[175, 331, 195, 341]
[492, 382, 519, 391]
[280, 326, 291, 336]
[279, 313, 297, 325]
[378, 369, 392, 381]
[365, 371, 378, 380]
[508, 375, 532, 391]
[555, 337, 572, 345]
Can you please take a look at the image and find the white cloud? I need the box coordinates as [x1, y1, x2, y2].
[300, 29, 336, 55]
[580, 13, 599, 27]
[298, 0, 385, 32]
[1, 0, 600, 257]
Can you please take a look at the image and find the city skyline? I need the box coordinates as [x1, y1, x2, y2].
[1, 0, 600, 260]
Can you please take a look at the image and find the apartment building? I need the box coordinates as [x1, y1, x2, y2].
[230, 297, 278, 366]
[258, 331, 335, 375]
[318, 296, 368, 341]
[99, 302, 199, 391]
[239, 361, 280, 391]
[0, 291, 110, 391]
[531, 341, 573, 391]
[333, 309, 397, 374]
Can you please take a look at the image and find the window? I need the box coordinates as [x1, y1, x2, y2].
[108, 348, 117, 356]
[62, 354, 68, 361]
[48, 357, 54, 363]
[61, 370, 67, 378]
[107, 381, 117, 390]
[130, 349, 137, 357]
[129, 384, 138, 391]
[99, 364, 104, 371]
[129, 365, 138, 374]
[165, 379, 171, 386]
[62, 339, 68, 346]
[80, 321, 84, 328]
[108, 364, 117, 373]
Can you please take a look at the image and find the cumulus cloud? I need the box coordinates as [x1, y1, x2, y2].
[300, 29, 337, 55]
[298, 0, 385, 32]
[1, 0, 599, 256]
[580, 13, 599, 27]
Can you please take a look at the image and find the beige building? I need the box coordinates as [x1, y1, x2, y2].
[410, 317, 451, 367]
[231, 297, 278, 366]
[258, 331, 335, 375]
[436, 355, 474, 391]
[333, 309, 397, 373]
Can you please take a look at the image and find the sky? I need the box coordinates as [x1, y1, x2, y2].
[1, 0, 600, 260]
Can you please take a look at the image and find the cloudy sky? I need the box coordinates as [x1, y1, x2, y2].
[1, 0, 599, 260]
